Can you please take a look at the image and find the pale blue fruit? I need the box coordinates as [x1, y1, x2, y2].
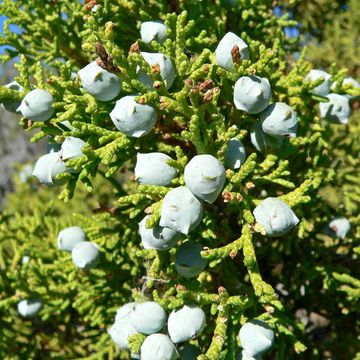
[108, 319, 137, 349]
[115, 302, 135, 322]
[239, 320, 274, 357]
[21, 256, 30, 264]
[184, 155, 226, 204]
[305, 69, 331, 97]
[331, 77, 360, 99]
[129, 301, 167, 335]
[328, 217, 351, 239]
[17, 298, 42, 317]
[175, 241, 207, 278]
[108, 317, 137, 349]
[233, 76, 272, 114]
[225, 138, 247, 169]
[71, 241, 99, 269]
[57, 226, 86, 252]
[110, 95, 157, 137]
[60, 137, 86, 161]
[135, 152, 177, 186]
[168, 304, 206, 343]
[140, 21, 167, 44]
[253, 197, 299, 237]
[178, 344, 201, 359]
[78, 61, 121, 101]
[2, 81, 24, 112]
[250, 122, 283, 152]
[138, 52, 175, 89]
[215, 32, 249, 71]
[32, 152, 67, 186]
[109, 302, 137, 349]
[139, 215, 181, 251]
[159, 187, 204, 234]
[260, 102, 298, 138]
[140, 334, 179, 360]
[17, 89, 54, 121]
[319, 93, 351, 124]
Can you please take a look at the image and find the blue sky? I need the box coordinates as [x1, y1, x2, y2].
[0, 15, 22, 54]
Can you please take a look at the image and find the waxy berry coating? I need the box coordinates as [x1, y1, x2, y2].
[233, 76, 272, 114]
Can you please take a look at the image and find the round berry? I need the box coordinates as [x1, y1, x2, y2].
[233, 76, 271, 114]
[319, 93, 350, 124]
[17, 298, 42, 318]
[108, 318, 137, 350]
[110, 95, 157, 137]
[253, 197, 299, 237]
[225, 138, 247, 169]
[215, 32, 249, 71]
[305, 69, 331, 97]
[21, 255, 30, 265]
[184, 154, 226, 204]
[135, 152, 177, 186]
[71, 241, 99, 269]
[60, 137, 85, 161]
[139, 215, 182, 251]
[57, 226, 86, 252]
[239, 320, 275, 357]
[2, 81, 24, 113]
[250, 122, 283, 153]
[78, 61, 121, 101]
[159, 187, 204, 234]
[168, 304, 206, 343]
[108, 303, 138, 350]
[175, 241, 207, 278]
[260, 102, 298, 138]
[32, 152, 67, 186]
[17, 89, 54, 121]
[129, 301, 167, 335]
[140, 334, 178, 360]
[140, 21, 167, 44]
[328, 217, 351, 239]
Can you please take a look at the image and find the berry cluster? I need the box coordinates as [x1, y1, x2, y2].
[1, 9, 356, 360]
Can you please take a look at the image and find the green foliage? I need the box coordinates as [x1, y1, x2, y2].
[0, 1, 359, 359]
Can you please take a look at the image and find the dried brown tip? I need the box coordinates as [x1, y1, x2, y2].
[84, 0, 97, 11]
[129, 41, 140, 54]
[231, 44, 241, 65]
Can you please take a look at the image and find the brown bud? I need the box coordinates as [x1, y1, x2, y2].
[176, 284, 186, 292]
[218, 286, 226, 294]
[184, 78, 194, 87]
[202, 90, 213, 103]
[229, 250, 237, 259]
[151, 63, 161, 75]
[84, 0, 97, 11]
[144, 206, 154, 214]
[245, 182, 255, 189]
[264, 304, 275, 313]
[202, 65, 210, 73]
[95, 42, 108, 61]
[223, 192, 233, 203]
[137, 96, 146, 105]
[129, 41, 140, 54]
[153, 81, 162, 89]
[198, 79, 214, 91]
[24, 119, 34, 129]
[231, 45, 241, 65]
